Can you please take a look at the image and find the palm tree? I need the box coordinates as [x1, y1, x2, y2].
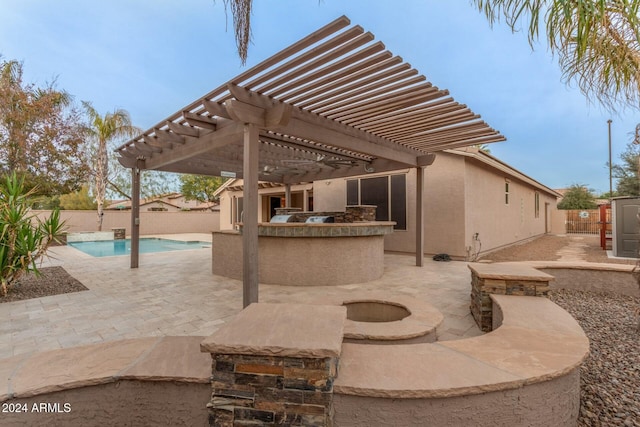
[473, 1, 640, 111]
[222, 1, 640, 111]
[83, 102, 140, 231]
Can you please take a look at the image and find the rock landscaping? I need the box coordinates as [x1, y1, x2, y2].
[551, 289, 640, 427]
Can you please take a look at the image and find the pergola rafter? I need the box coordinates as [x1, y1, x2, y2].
[115, 15, 506, 306]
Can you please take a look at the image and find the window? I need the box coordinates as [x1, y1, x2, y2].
[346, 174, 406, 230]
[534, 192, 540, 218]
[231, 196, 243, 224]
[505, 180, 510, 205]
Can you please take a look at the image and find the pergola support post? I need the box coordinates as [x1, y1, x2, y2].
[416, 166, 425, 267]
[303, 189, 309, 211]
[284, 184, 292, 208]
[131, 159, 142, 268]
[242, 124, 260, 307]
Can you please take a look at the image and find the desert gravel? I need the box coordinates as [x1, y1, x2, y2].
[0, 266, 88, 303]
[551, 289, 640, 427]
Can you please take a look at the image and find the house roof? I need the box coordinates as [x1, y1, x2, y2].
[115, 16, 505, 184]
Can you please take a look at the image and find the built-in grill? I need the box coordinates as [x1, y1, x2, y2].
[270, 214, 295, 223]
[305, 216, 335, 224]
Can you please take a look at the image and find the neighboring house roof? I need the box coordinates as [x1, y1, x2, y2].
[106, 199, 182, 210]
[106, 194, 218, 211]
[213, 179, 238, 199]
[447, 147, 562, 199]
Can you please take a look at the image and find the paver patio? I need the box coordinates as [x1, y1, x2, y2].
[0, 234, 481, 360]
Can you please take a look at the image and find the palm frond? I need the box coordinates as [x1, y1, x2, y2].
[223, 0, 253, 65]
[473, 0, 640, 111]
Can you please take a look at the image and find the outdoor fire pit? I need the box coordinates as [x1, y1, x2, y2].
[343, 301, 410, 323]
[328, 294, 444, 345]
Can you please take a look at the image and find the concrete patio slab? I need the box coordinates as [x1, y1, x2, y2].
[0, 234, 481, 360]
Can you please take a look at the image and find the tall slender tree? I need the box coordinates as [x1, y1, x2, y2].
[83, 102, 140, 230]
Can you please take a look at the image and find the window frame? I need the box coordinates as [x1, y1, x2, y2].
[346, 174, 407, 230]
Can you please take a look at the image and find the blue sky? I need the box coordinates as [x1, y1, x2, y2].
[1, 0, 638, 195]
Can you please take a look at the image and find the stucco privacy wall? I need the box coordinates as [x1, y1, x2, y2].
[333, 370, 580, 427]
[1, 381, 210, 426]
[32, 210, 220, 235]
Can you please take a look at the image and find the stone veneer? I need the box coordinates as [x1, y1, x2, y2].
[111, 227, 126, 239]
[257, 222, 394, 238]
[66, 231, 114, 243]
[344, 205, 376, 222]
[200, 303, 346, 427]
[468, 263, 554, 332]
[273, 205, 376, 223]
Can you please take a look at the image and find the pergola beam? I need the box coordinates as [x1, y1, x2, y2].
[144, 122, 244, 170]
[167, 121, 201, 137]
[228, 84, 422, 166]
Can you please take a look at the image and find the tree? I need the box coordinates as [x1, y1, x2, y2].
[612, 141, 640, 196]
[180, 174, 226, 203]
[557, 184, 598, 209]
[59, 185, 97, 210]
[107, 153, 179, 200]
[83, 102, 140, 231]
[221, 1, 640, 111]
[0, 173, 65, 296]
[473, 0, 640, 111]
[0, 58, 89, 195]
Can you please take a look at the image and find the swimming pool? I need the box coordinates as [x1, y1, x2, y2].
[67, 238, 210, 257]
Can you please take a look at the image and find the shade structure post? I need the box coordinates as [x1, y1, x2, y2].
[242, 124, 260, 307]
[284, 184, 292, 208]
[130, 159, 142, 268]
[416, 166, 425, 266]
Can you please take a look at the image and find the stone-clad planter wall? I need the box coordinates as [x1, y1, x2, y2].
[468, 263, 554, 331]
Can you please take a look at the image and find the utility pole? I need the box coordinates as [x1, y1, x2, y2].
[608, 119, 612, 199]
[635, 124, 640, 196]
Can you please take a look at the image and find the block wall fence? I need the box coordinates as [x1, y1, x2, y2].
[32, 210, 221, 236]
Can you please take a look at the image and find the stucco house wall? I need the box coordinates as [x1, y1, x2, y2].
[462, 157, 559, 256]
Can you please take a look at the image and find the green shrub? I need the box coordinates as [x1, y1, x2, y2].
[0, 173, 66, 296]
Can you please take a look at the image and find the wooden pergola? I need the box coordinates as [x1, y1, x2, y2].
[116, 16, 506, 307]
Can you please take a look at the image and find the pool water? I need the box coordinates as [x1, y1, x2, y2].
[68, 238, 210, 257]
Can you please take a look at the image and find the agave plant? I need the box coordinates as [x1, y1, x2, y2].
[0, 173, 66, 296]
